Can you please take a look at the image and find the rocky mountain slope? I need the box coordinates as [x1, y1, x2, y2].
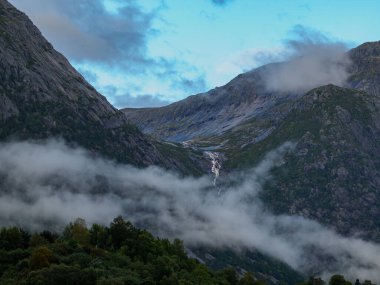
[123, 41, 380, 241]
[123, 65, 302, 142]
[122, 42, 380, 144]
[0, 0, 205, 173]
[237, 85, 380, 240]
[349, 41, 380, 99]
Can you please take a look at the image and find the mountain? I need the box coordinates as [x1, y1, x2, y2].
[123, 41, 380, 241]
[349, 41, 380, 99]
[2, 0, 380, 281]
[245, 84, 380, 240]
[211, 43, 380, 241]
[0, 1, 299, 282]
[122, 65, 302, 142]
[0, 0, 205, 173]
[122, 42, 380, 144]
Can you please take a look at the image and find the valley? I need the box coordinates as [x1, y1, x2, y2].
[1, 0, 380, 284]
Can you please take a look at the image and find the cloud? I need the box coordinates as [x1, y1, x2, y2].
[111, 93, 171, 109]
[9, 0, 154, 67]
[211, 0, 235, 6]
[215, 47, 282, 77]
[1, 139, 380, 281]
[92, 83, 172, 108]
[153, 58, 208, 93]
[170, 75, 207, 93]
[259, 25, 351, 93]
[8, 0, 207, 100]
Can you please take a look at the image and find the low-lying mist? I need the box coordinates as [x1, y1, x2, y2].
[258, 26, 352, 93]
[1, 139, 380, 281]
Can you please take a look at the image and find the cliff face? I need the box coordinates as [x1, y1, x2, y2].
[0, 0, 206, 172]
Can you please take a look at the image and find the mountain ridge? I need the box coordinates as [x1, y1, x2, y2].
[122, 41, 380, 143]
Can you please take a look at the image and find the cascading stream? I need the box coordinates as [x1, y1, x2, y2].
[204, 151, 222, 195]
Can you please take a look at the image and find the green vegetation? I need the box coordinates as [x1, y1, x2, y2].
[0, 218, 375, 285]
[0, 217, 269, 285]
[224, 86, 373, 170]
[26, 57, 37, 69]
[297, 275, 377, 285]
[155, 141, 205, 176]
[0, 29, 11, 43]
[0, 98, 145, 166]
[192, 248, 303, 285]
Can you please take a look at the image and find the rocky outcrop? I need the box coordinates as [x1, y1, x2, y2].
[349, 41, 380, 99]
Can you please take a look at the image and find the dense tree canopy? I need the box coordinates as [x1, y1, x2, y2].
[0, 216, 267, 285]
[0, 217, 376, 285]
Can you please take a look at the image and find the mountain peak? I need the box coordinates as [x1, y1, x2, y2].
[350, 40, 380, 58]
[348, 40, 380, 98]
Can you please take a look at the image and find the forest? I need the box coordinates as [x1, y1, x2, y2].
[0, 216, 373, 285]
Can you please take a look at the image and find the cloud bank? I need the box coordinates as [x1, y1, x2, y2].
[259, 26, 352, 93]
[1, 140, 380, 281]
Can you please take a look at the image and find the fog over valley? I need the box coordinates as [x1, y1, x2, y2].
[1, 140, 380, 281]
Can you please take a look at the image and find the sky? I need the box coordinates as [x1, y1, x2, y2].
[8, 0, 380, 108]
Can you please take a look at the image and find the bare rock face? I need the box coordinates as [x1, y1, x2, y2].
[0, 0, 206, 172]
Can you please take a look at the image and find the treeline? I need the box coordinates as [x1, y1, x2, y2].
[0, 217, 377, 285]
[299, 276, 377, 285]
[0, 216, 266, 285]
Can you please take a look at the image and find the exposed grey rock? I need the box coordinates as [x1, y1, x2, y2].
[123, 68, 302, 141]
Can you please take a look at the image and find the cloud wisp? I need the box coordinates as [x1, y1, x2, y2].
[112, 93, 171, 109]
[1, 140, 380, 281]
[10, 0, 154, 67]
[211, 0, 235, 6]
[259, 26, 352, 93]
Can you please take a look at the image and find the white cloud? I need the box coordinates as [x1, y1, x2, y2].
[1, 139, 380, 281]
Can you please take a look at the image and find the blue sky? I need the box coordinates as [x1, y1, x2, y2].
[9, 0, 380, 108]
